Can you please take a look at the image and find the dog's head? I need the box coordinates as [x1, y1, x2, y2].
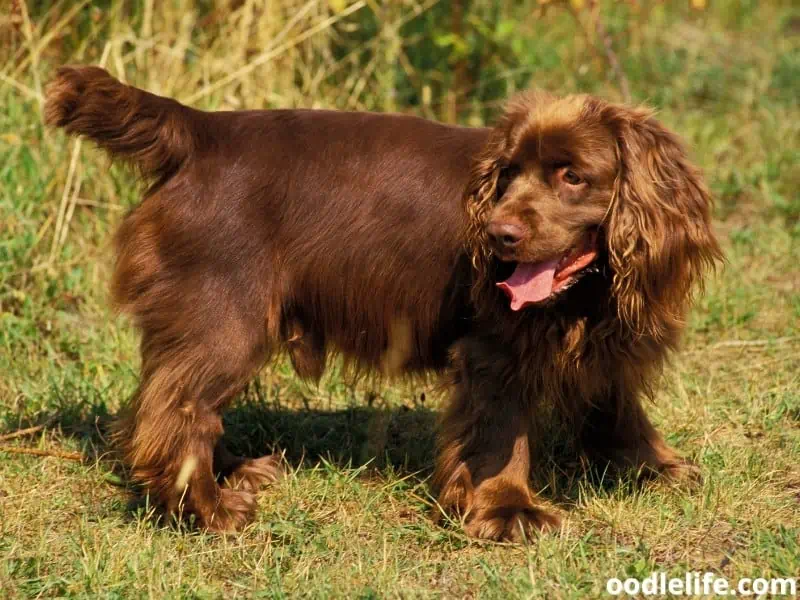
[465, 91, 723, 338]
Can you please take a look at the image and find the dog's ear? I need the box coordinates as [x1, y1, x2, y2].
[600, 103, 724, 342]
[464, 128, 506, 289]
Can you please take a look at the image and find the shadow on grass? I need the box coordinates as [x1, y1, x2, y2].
[0, 383, 440, 476]
[223, 400, 439, 475]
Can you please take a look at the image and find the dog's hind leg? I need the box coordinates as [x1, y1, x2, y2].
[112, 203, 288, 530]
[118, 326, 281, 531]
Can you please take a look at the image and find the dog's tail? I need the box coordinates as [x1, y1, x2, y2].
[45, 66, 198, 183]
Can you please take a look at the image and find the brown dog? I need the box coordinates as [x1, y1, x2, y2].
[45, 67, 722, 541]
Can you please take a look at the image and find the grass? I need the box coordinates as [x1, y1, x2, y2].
[1, 0, 799, 597]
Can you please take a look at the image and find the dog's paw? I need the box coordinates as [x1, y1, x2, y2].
[464, 503, 561, 542]
[223, 453, 285, 493]
[440, 478, 562, 543]
[202, 488, 258, 532]
[659, 459, 703, 487]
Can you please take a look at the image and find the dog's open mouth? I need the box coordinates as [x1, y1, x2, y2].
[496, 230, 599, 311]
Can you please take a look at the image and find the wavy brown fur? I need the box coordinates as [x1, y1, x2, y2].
[46, 68, 721, 541]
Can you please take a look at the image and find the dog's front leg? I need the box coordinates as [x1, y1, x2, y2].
[433, 338, 561, 542]
[579, 390, 701, 484]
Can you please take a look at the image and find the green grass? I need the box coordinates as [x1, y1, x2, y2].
[1, 1, 799, 597]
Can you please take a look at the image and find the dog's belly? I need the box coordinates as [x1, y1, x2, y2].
[281, 245, 473, 379]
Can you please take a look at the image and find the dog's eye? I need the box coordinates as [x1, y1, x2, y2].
[496, 164, 520, 200]
[562, 169, 583, 186]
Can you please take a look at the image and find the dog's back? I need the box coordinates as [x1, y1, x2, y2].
[46, 66, 487, 376]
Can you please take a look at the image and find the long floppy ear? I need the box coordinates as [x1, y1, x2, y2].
[601, 103, 724, 342]
[463, 128, 506, 302]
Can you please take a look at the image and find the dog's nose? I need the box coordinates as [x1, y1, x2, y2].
[487, 221, 526, 249]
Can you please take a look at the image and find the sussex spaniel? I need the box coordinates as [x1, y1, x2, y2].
[45, 66, 722, 541]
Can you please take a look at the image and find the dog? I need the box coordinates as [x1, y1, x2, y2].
[45, 66, 722, 541]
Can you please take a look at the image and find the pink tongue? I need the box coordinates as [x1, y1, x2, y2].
[496, 260, 559, 311]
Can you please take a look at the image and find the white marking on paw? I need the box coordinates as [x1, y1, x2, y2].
[175, 455, 198, 491]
